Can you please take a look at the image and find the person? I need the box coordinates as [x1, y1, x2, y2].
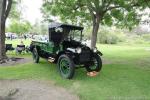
[15, 41, 25, 54]
[20, 41, 24, 45]
[10, 34, 13, 40]
[24, 34, 27, 40]
[63, 27, 70, 41]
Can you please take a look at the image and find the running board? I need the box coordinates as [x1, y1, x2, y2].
[48, 57, 55, 63]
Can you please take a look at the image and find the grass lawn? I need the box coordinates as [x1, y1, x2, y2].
[1, 39, 150, 100]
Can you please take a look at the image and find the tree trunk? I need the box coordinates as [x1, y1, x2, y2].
[0, 0, 6, 61]
[0, 0, 12, 61]
[91, 16, 100, 49]
[0, 18, 6, 60]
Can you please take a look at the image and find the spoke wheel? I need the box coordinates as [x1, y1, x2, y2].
[57, 55, 75, 79]
[32, 48, 39, 63]
[86, 54, 102, 72]
[90, 58, 98, 70]
[60, 58, 70, 75]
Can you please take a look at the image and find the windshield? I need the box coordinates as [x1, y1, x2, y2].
[69, 30, 82, 41]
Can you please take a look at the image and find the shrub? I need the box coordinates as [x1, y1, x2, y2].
[97, 27, 126, 44]
[142, 34, 150, 41]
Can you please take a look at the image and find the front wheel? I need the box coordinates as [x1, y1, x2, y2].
[57, 54, 75, 79]
[32, 48, 39, 63]
[85, 54, 102, 72]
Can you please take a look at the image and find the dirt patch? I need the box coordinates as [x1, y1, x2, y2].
[0, 57, 32, 67]
[102, 58, 112, 64]
[0, 80, 79, 100]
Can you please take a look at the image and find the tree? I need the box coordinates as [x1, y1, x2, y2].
[30, 21, 41, 34]
[0, 0, 12, 61]
[8, 0, 21, 20]
[30, 20, 48, 35]
[42, 0, 150, 48]
[7, 20, 32, 34]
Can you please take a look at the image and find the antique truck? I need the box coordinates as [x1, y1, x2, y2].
[30, 23, 103, 79]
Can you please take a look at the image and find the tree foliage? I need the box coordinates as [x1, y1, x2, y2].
[30, 21, 48, 34]
[42, 0, 150, 48]
[8, 0, 21, 20]
[7, 20, 32, 34]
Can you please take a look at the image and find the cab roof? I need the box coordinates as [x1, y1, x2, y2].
[49, 22, 84, 30]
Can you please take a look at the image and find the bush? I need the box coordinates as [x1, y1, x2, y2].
[142, 34, 150, 41]
[84, 26, 149, 45]
[124, 34, 150, 44]
[97, 27, 126, 44]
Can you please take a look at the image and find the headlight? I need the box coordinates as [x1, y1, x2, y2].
[93, 47, 97, 53]
[76, 47, 82, 53]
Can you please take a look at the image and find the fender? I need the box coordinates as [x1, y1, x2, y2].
[97, 50, 103, 56]
[55, 50, 75, 62]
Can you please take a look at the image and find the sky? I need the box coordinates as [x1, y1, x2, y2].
[22, 0, 43, 24]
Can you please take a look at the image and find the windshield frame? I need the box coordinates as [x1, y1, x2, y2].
[61, 26, 83, 42]
[68, 29, 83, 42]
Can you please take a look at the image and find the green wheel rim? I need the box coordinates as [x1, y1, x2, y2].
[60, 58, 70, 76]
[90, 58, 98, 70]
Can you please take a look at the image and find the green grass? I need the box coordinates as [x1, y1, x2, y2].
[1, 40, 150, 100]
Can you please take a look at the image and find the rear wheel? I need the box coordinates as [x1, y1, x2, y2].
[32, 48, 39, 63]
[57, 54, 75, 79]
[85, 54, 102, 72]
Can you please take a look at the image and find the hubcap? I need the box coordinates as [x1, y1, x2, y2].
[60, 58, 70, 75]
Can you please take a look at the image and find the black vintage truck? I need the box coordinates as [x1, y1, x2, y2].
[30, 22, 103, 79]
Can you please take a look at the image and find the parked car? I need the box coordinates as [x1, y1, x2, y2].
[5, 32, 18, 39]
[30, 23, 103, 79]
[5, 32, 11, 39]
[11, 33, 18, 39]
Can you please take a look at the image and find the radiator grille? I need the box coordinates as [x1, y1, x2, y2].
[79, 50, 91, 62]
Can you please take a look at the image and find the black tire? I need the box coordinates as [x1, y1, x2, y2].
[32, 48, 39, 63]
[57, 54, 75, 79]
[85, 54, 102, 72]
